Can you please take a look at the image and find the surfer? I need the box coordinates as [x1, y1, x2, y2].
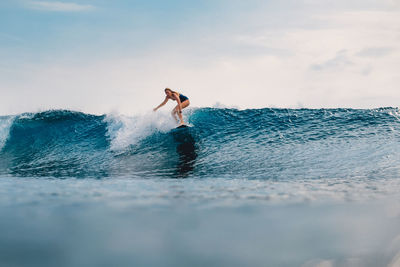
[153, 88, 190, 125]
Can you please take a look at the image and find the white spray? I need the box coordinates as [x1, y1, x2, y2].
[104, 111, 178, 151]
[0, 116, 15, 151]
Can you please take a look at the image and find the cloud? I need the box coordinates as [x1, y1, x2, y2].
[310, 50, 353, 71]
[356, 47, 395, 58]
[27, 1, 94, 12]
[0, 33, 24, 43]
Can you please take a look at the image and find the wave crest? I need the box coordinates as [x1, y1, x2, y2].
[0, 107, 399, 179]
[105, 111, 178, 151]
[0, 116, 16, 151]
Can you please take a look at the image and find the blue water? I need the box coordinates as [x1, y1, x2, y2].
[1, 108, 400, 267]
[2, 108, 400, 180]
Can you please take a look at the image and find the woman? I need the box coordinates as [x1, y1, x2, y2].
[153, 88, 190, 125]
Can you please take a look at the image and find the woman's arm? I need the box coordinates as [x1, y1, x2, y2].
[153, 97, 169, 111]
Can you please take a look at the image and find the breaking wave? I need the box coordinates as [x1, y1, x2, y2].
[0, 108, 400, 179]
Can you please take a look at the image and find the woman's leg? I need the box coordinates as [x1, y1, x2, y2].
[173, 100, 190, 125]
[171, 109, 179, 123]
[181, 100, 190, 109]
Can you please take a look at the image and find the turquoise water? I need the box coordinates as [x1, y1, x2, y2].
[1, 108, 400, 266]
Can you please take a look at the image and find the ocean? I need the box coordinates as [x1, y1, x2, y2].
[1, 108, 400, 267]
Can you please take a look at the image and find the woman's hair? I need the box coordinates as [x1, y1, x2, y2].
[165, 88, 178, 95]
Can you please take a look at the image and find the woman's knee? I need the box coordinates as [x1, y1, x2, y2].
[182, 100, 190, 109]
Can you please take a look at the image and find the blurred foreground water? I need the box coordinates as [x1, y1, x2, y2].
[1, 177, 400, 267]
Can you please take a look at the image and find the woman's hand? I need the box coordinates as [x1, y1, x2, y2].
[154, 97, 168, 112]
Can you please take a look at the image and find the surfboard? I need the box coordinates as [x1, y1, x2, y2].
[176, 124, 189, 129]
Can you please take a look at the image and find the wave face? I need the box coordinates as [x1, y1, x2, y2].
[1, 108, 400, 179]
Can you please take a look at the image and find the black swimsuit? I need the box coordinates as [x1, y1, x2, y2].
[179, 93, 189, 102]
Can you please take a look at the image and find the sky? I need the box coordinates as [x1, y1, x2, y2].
[0, 0, 399, 115]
